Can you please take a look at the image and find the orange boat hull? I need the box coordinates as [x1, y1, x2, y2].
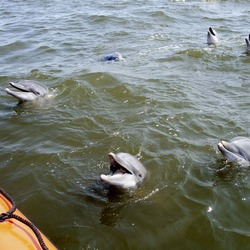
[0, 193, 57, 250]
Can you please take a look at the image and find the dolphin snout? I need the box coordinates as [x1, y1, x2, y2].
[209, 27, 215, 36]
[218, 141, 235, 154]
[207, 27, 219, 45]
[219, 141, 227, 147]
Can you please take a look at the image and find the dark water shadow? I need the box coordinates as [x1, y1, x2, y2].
[12, 100, 48, 115]
[211, 159, 250, 188]
[90, 180, 135, 226]
[99, 191, 127, 227]
[13, 101, 35, 114]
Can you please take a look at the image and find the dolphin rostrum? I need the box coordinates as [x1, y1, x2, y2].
[5, 80, 49, 101]
[218, 137, 250, 165]
[207, 27, 219, 45]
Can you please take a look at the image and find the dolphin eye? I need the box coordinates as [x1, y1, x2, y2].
[139, 174, 142, 177]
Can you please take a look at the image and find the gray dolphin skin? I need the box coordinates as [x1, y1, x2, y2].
[102, 52, 124, 62]
[5, 80, 49, 101]
[218, 137, 250, 165]
[207, 27, 219, 45]
[245, 34, 250, 51]
[100, 152, 147, 189]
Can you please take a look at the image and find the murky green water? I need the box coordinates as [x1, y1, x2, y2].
[1, 0, 250, 249]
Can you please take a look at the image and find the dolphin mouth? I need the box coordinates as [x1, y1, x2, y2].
[9, 82, 30, 93]
[110, 163, 132, 176]
[218, 141, 234, 155]
[101, 152, 146, 188]
[209, 27, 216, 36]
[5, 80, 49, 101]
[108, 152, 132, 175]
[218, 141, 245, 162]
[112, 169, 131, 175]
[218, 141, 227, 151]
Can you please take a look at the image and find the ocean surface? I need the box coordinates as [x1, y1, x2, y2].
[1, 0, 250, 249]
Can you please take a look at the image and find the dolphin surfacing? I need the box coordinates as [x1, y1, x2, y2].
[100, 152, 147, 189]
[5, 80, 49, 102]
[245, 34, 250, 52]
[102, 52, 124, 62]
[218, 137, 250, 165]
[207, 27, 219, 45]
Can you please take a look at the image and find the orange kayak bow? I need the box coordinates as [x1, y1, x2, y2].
[0, 188, 57, 250]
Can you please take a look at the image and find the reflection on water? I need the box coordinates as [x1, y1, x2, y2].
[99, 188, 128, 227]
[90, 179, 135, 226]
[213, 159, 250, 188]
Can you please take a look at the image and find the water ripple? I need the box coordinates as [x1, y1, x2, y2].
[1, 1, 250, 249]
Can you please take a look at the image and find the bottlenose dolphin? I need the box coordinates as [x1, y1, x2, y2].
[245, 34, 250, 51]
[5, 80, 49, 101]
[100, 152, 147, 189]
[207, 27, 219, 45]
[102, 52, 124, 62]
[218, 137, 250, 165]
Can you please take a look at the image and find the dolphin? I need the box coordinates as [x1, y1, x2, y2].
[218, 137, 250, 165]
[102, 52, 124, 62]
[245, 34, 250, 51]
[207, 27, 219, 45]
[100, 152, 147, 189]
[5, 80, 49, 101]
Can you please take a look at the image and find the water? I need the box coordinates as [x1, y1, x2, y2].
[1, 0, 250, 249]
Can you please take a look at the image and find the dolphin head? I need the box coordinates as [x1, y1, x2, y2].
[100, 152, 146, 189]
[245, 34, 250, 51]
[5, 80, 49, 101]
[207, 27, 219, 45]
[102, 52, 124, 62]
[218, 137, 250, 165]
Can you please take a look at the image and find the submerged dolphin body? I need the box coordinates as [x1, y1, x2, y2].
[100, 152, 147, 189]
[218, 137, 250, 165]
[207, 27, 219, 45]
[5, 80, 49, 101]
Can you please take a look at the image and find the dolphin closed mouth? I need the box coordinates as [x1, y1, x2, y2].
[5, 80, 49, 102]
[218, 137, 250, 165]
